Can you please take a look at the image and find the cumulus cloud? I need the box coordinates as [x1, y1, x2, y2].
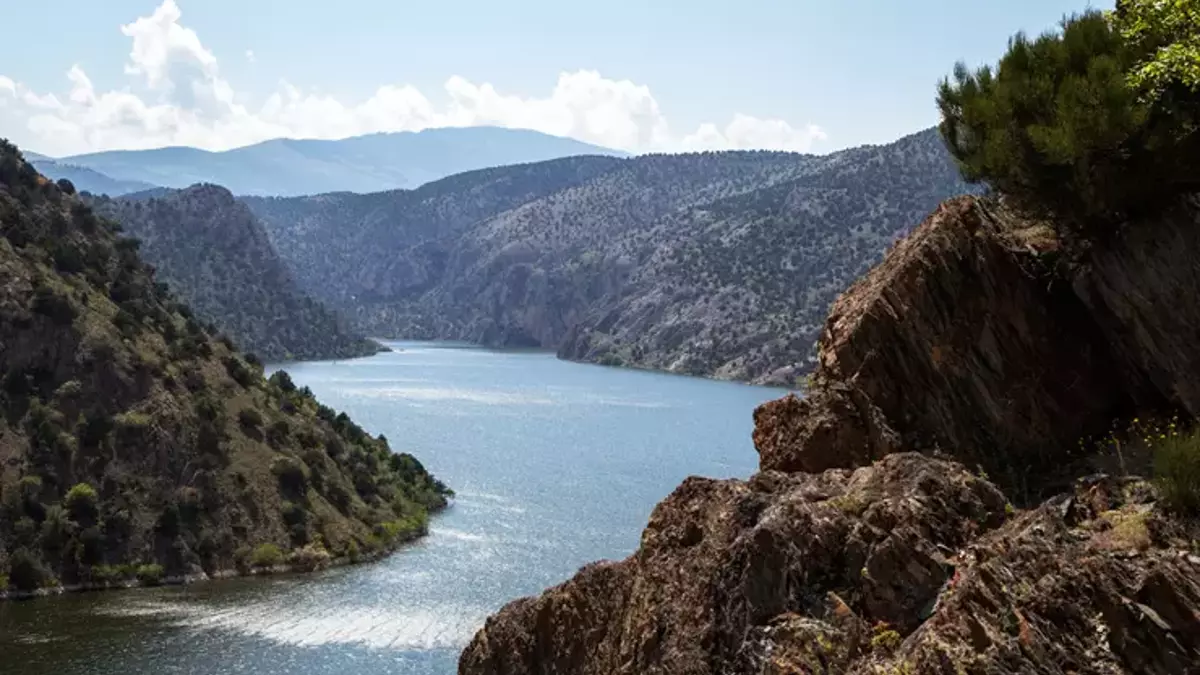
[681, 114, 828, 153]
[0, 0, 825, 157]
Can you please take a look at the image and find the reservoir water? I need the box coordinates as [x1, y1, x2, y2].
[0, 342, 786, 674]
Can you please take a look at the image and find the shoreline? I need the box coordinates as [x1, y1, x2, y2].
[0, 506, 447, 603]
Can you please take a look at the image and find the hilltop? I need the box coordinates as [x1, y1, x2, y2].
[0, 141, 450, 595]
[247, 128, 973, 384]
[88, 185, 380, 362]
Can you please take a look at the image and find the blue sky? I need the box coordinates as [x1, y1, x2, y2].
[0, 0, 1107, 156]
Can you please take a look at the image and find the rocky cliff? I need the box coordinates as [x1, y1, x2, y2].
[458, 194, 1200, 673]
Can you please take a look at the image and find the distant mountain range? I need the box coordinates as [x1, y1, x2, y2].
[87, 186, 380, 362]
[32, 126, 627, 197]
[27, 156, 158, 197]
[245, 128, 977, 384]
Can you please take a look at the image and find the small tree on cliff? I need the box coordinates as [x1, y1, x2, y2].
[936, 6, 1200, 235]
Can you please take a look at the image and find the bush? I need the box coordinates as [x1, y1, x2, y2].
[1153, 428, 1200, 514]
[937, 9, 1200, 233]
[136, 563, 165, 586]
[238, 408, 264, 430]
[64, 482, 99, 522]
[266, 419, 291, 446]
[286, 544, 331, 572]
[224, 356, 257, 388]
[344, 538, 361, 563]
[271, 456, 309, 496]
[250, 543, 284, 568]
[8, 548, 47, 591]
[32, 284, 76, 324]
[268, 370, 297, 394]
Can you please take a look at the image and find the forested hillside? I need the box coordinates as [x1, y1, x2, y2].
[0, 142, 450, 593]
[89, 186, 380, 362]
[248, 128, 974, 383]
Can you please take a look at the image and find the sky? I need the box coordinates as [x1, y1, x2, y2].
[0, 0, 1108, 158]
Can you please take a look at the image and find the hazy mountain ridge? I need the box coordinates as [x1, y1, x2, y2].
[50, 127, 628, 197]
[0, 141, 450, 593]
[247, 128, 975, 383]
[28, 158, 158, 197]
[87, 185, 380, 362]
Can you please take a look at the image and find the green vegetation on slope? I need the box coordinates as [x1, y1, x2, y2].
[0, 141, 450, 593]
[246, 134, 974, 384]
[87, 185, 380, 362]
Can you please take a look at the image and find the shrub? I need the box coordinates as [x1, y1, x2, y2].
[250, 543, 284, 568]
[136, 563, 165, 586]
[40, 505, 70, 551]
[344, 538, 361, 563]
[8, 548, 47, 591]
[90, 565, 123, 584]
[224, 356, 256, 388]
[77, 526, 104, 566]
[268, 370, 296, 394]
[1153, 428, 1200, 514]
[937, 9, 1200, 233]
[238, 408, 264, 430]
[286, 544, 331, 572]
[281, 500, 310, 546]
[271, 456, 309, 496]
[234, 546, 253, 573]
[32, 284, 76, 324]
[64, 482, 100, 522]
[266, 419, 291, 446]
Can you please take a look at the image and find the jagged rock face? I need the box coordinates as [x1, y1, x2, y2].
[459, 454, 1008, 675]
[753, 196, 1187, 492]
[460, 455, 1200, 673]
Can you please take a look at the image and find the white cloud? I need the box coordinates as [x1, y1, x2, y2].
[681, 114, 828, 153]
[0, 1, 825, 157]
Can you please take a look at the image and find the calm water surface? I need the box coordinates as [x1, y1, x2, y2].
[0, 342, 786, 674]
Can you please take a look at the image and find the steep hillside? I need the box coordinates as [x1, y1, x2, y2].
[59, 127, 628, 197]
[0, 141, 450, 595]
[247, 128, 974, 384]
[88, 186, 379, 362]
[28, 158, 157, 197]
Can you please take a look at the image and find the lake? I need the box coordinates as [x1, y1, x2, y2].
[0, 342, 786, 675]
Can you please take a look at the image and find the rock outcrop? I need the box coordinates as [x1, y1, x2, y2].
[754, 196, 1189, 494]
[459, 194, 1200, 674]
